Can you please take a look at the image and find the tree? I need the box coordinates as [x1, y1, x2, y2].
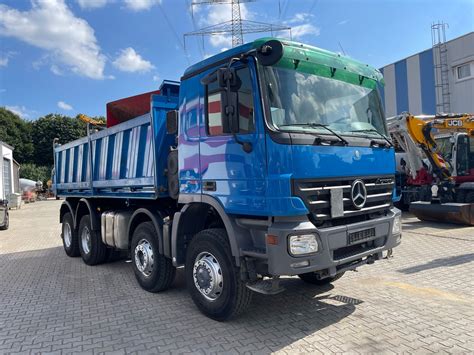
[0, 107, 34, 163]
[31, 114, 87, 167]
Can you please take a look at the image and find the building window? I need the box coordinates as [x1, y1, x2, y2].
[456, 63, 472, 80]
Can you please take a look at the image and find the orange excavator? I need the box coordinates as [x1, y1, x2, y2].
[388, 112, 474, 225]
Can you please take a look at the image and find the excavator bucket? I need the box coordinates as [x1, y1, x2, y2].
[409, 201, 474, 226]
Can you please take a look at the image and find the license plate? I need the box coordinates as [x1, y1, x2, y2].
[348, 228, 375, 245]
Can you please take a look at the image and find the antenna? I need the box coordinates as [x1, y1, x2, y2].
[184, 0, 291, 48]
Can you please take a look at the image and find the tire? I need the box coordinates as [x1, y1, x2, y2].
[131, 222, 175, 293]
[78, 215, 108, 265]
[0, 210, 9, 230]
[185, 228, 252, 321]
[298, 271, 345, 285]
[62, 212, 79, 256]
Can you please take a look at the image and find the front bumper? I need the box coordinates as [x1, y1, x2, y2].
[265, 207, 401, 276]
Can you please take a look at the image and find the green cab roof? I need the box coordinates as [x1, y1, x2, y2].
[182, 37, 384, 86]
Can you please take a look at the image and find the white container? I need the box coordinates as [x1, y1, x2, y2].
[9, 193, 21, 209]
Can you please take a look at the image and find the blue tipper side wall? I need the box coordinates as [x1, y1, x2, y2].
[53, 81, 180, 199]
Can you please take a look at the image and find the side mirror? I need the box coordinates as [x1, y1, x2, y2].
[166, 110, 178, 134]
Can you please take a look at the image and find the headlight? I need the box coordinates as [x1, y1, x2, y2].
[289, 234, 319, 255]
[392, 215, 402, 235]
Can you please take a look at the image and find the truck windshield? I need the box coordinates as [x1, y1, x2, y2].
[262, 66, 388, 138]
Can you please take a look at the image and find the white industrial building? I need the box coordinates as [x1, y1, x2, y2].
[380, 31, 474, 116]
[0, 141, 19, 202]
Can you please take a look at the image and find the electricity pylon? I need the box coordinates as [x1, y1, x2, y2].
[185, 0, 291, 48]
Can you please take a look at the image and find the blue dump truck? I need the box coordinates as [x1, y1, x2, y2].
[54, 38, 401, 320]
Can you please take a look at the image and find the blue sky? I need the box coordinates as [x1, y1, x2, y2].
[0, 0, 473, 119]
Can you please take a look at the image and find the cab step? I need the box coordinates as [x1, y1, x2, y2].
[246, 277, 285, 295]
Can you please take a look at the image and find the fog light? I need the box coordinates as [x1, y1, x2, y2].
[289, 234, 318, 255]
[392, 215, 402, 235]
[290, 260, 310, 268]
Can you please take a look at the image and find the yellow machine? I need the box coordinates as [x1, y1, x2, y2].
[388, 113, 474, 225]
[77, 114, 106, 126]
[404, 113, 474, 180]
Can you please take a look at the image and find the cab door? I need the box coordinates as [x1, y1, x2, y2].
[199, 60, 267, 215]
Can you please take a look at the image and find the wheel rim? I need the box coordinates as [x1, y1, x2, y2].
[81, 227, 91, 254]
[63, 223, 72, 248]
[193, 252, 223, 301]
[134, 239, 154, 277]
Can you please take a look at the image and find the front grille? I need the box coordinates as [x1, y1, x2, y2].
[293, 176, 394, 222]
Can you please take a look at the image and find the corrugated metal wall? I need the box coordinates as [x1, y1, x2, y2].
[380, 32, 474, 117]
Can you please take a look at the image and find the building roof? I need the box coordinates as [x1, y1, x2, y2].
[0, 141, 14, 151]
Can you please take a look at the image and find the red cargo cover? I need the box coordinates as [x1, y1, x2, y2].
[106, 90, 160, 127]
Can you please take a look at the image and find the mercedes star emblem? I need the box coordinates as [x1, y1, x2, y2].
[351, 179, 367, 209]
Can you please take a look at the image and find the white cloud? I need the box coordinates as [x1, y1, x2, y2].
[338, 20, 348, 25]
[291, 23, 320, 39]
[57, 101, 73, 110]
[287, 13, 314, 24]
[5, 105, 35, 119]
[50, 64, 63, 75]
[113, 47, 154, 73]
[0, 51, 16, 67]
[210, 35, 232, 48]
[152, 74, 160, 82]
[77, 0, 108, 9]
[124, 0, 161, 11]
[0, 0, 107, 79]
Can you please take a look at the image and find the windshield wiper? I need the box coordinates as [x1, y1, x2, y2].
[279, 123, 348, 145]
[350, 129, 393, 147]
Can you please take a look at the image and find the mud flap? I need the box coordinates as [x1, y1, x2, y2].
[409, 201, 474, 226]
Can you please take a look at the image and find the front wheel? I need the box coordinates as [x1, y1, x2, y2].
[131, 222, 175, 293]
[298, 271, 345, 285]
[185, 229, 252, 321]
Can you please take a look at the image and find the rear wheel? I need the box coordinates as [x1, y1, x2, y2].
[78, 215, 108, 265]
[298, 272, 345, 285]
[131, 222, 175, 292]
[62, 212, 79, 256]
[185, 228, 252, 321]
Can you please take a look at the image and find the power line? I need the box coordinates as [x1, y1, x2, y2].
[158, 3, 191, 65]
[187, 0, 205, 58]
